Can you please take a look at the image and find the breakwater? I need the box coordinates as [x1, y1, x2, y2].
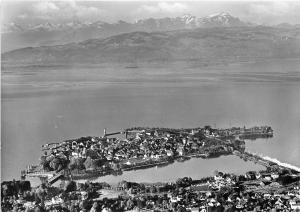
[262, 155, 300, 173]
[233, 151, 300, 174]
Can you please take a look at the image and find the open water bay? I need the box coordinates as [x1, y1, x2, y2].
[2, 59, 300, 182]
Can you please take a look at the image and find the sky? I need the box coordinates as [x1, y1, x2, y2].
[1, 1, 300, 25]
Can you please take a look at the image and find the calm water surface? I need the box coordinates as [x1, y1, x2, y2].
[2, 59, 300, 182]
[91, 156, 264, 185]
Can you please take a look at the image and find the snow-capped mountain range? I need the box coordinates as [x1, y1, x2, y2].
[2, 12, 249, 33]
[1, 12, 268, 52]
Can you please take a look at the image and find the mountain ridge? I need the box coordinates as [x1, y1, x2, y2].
[3, 26, 300, 65]
[2, 12, 248, 33]
[1, 12, 250, 52]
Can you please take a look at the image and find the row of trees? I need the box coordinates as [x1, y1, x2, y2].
[40, 155, 109, 172]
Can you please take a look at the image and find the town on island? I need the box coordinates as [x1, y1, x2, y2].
[2, 125, 300, 211]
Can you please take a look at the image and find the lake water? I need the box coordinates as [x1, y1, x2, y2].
[88, 156, 264, 185]
[2, 59, 300, 182]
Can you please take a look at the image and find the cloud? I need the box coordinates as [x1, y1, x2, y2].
[34, 1, 59, 14]
[136, 2, 189, 16]
[157, 2, 188, 13]
[247, 1, 300, 24]
[4, 1, 300, 25]
[249, 2, 292, 16]
[29, 0, 107, 22]
[17, 14, 28, 19]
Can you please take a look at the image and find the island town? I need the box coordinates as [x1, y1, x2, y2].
[2, 125, 300, 211]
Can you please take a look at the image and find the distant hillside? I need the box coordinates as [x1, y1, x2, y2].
[1, 12, 250, 52]
[2, 26, 300, 65]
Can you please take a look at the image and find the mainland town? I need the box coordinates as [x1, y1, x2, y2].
[2, 125, 300, 211]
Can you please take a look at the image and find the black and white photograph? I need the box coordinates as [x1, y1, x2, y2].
[1, 0, 300, 211]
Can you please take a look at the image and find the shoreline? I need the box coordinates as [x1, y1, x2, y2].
[21, 126, 277, 184]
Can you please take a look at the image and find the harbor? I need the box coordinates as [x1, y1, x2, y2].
[20, 125, 279, 185]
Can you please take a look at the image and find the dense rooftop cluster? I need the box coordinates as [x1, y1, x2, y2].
[2, 169, 300, 212]
[35, 127, 251, 178]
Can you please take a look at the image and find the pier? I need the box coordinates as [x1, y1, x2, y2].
[47, 170, 65, 185]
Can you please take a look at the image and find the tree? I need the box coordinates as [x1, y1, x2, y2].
[63, 181, 76, 193]
[204, 125, 212, 131]
[126, 199, 134, 210]
[40, 156, 51, 171]
[69, 157, 86, 170]
[35, 184, 47, 206]
[150, 186, 157, 193]
[90, 202, 99, 212]
[84, 157, 93, 170]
